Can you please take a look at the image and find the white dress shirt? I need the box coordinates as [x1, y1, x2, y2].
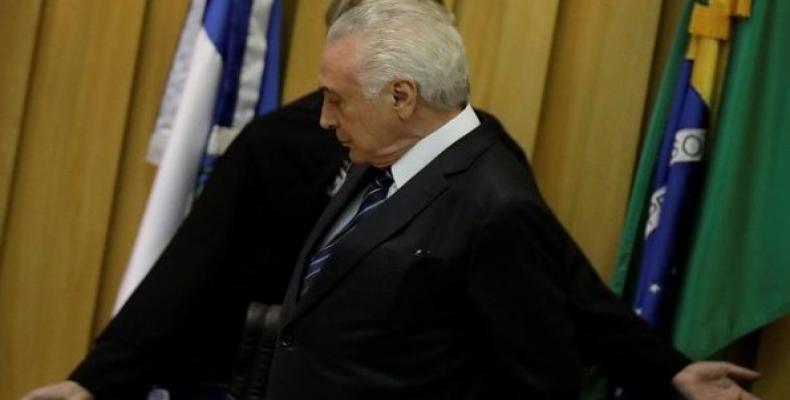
[320, 104, 481, 247]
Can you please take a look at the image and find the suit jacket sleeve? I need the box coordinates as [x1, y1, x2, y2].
[69, 90, 344, 399]
[466, 197, 689, 398]
[69, 125, 265, 398]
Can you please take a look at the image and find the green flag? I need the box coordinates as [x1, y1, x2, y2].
[588, 1, 789, 398]
[671, 0, 790, 360]
[614, 0, 790, 362]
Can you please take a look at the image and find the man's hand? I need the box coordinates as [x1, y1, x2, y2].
[20, 380, 93, 400]
[673, 361, 760, 400]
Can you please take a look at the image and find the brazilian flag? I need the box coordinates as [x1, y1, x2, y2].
[586, 0, 790, 397]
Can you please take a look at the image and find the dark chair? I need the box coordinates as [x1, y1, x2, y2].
[149, 303, 282, 400]
[226, 303, 282, 400]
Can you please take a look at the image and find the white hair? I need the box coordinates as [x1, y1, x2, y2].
[326, 0, 469, 109]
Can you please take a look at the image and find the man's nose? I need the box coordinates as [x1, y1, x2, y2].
[319, 103, 336, 131]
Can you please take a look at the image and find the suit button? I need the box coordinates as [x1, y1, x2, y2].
[281, 332, 294, 348]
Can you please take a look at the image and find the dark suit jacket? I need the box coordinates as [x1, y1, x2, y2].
[70, 91, 346, 399]
[70, 91, 685, 398]
[67, 89, 528, 399]
[265, 113, 689, 399]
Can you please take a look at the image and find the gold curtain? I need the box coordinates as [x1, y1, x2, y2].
[0, 0, 155, 397]
[0, 1, 787, 399]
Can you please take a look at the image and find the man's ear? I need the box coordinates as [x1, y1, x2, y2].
[391, 80, 417, 119]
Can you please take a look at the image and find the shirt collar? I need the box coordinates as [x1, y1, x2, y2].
[389, 103, 480, 191]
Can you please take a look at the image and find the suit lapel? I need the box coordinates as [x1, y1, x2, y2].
[281, 165, 372, 319]
[285, 162, 449, 324]
[282, 122, 499, 326]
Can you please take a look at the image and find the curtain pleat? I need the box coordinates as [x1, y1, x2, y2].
[0, 1, 785, 399]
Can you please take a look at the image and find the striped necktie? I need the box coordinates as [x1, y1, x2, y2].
[301, 168, 394, 295]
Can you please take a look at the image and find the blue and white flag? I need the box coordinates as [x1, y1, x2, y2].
[146, 0, 207, 165]
[629, 57, 708, 330]
[195, 0, 283, 193]
[115, 0, 283, 313]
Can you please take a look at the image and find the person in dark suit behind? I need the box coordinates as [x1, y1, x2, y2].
[21, 90, 347, 400]
[261, 1, 760, 399]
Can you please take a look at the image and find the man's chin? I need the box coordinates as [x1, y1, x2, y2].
[347, 151, 367, 165]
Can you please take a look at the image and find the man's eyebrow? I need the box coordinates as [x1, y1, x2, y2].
[319, 86, 339, 96]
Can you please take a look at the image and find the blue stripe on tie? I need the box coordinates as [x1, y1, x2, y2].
[301, 168, 393, 295]
[354, 199, 386, 219]
[308, 253, 331, 267]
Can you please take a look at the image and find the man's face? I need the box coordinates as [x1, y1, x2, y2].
[318, 35, 406, 167]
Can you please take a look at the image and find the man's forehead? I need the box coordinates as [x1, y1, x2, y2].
[321, 36, 359, 73]
[319, 35, 361, 91]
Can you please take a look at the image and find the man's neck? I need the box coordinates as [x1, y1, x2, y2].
[369, 102, 465, 169]
[409, 102, 464, 140]
[387, 103, 480, 190]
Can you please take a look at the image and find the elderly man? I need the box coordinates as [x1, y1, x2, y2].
[262, 1, 759, 399]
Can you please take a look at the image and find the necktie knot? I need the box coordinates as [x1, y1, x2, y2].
[373, 168, 394, 192]
[353, 167, 393, 221]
